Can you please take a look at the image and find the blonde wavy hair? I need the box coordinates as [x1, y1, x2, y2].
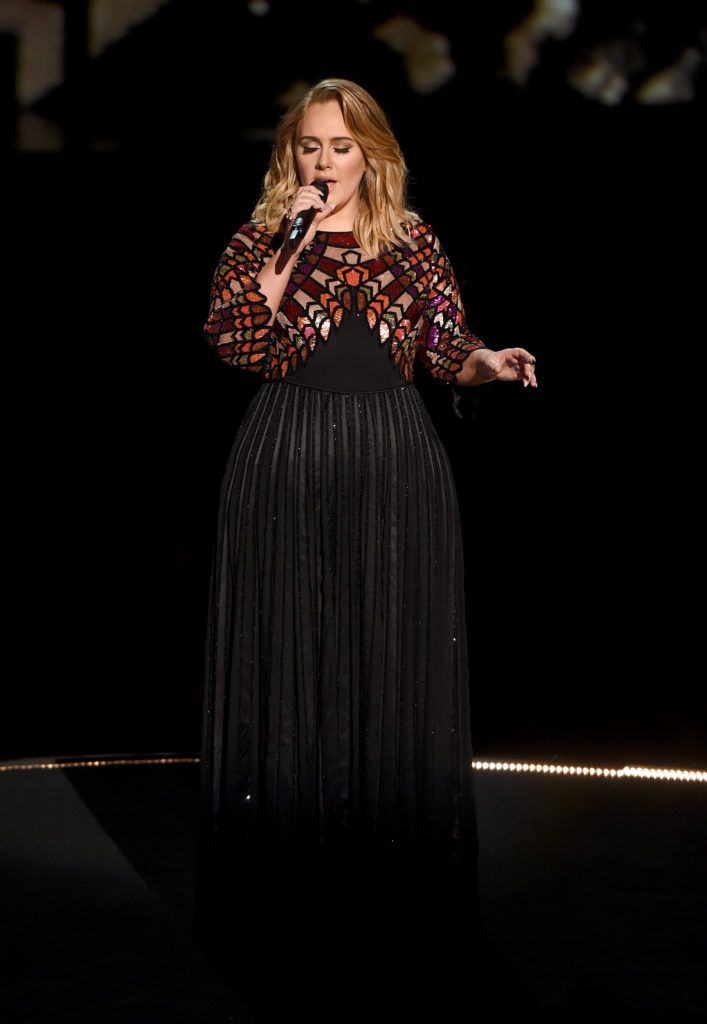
[250, 79, 423, 259]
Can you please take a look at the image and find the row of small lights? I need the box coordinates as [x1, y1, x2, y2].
[0, 756, 200, 772]
[0, 755, 704, 783]
[472, 760, 706, 784]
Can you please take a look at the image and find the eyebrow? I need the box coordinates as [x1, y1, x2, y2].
[298, 135, 355, 142]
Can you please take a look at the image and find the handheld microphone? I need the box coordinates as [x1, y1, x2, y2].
[286, 180, 329, 252]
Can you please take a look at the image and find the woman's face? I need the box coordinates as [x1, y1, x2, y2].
[294, 101, 366, 225]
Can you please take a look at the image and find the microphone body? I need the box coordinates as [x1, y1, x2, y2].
[286, 180, 329, 252]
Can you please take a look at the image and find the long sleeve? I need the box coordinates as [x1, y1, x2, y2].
[416, 227, 486, 386]
[203, 222, 277, 376]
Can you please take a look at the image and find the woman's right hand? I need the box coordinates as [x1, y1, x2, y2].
[284, 184, 337, 255]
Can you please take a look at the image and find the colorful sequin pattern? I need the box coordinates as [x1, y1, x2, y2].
[203, 220, 486, 385]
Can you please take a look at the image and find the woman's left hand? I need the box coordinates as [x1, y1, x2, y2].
[475, 346, 538, 388]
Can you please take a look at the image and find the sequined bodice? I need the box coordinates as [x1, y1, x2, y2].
[203, 220, 487, 387]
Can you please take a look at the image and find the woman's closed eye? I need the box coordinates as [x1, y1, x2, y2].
[300, 147, 352, 155]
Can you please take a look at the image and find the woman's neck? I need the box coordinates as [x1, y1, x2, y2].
[318, 222, 355, 231]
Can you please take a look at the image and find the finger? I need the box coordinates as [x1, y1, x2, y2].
[289, 200, 328, 222]
[314, 201, 337, 218]
[293, 192, 333, 217]
[291, 185, 328, 205]
[303, 185, 332, 202]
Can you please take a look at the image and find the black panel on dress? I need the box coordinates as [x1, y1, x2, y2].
[284, 307, 407, 392]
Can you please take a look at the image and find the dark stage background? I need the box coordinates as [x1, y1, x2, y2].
[3, 0, 705, 766]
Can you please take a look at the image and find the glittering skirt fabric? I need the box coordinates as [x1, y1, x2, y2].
[194, 379, 483, 1021]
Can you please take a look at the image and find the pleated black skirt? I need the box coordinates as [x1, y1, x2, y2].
[195, 376, 484, 1021]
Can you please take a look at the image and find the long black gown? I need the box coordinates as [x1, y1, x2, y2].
[194, 231, 485, 1022]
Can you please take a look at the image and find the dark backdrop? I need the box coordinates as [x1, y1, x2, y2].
[4, 0, 704, 765]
